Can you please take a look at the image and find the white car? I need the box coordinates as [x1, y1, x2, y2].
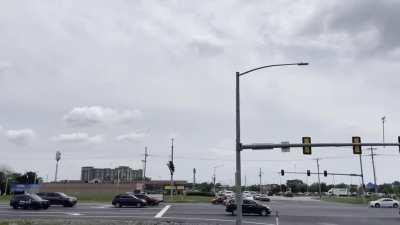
[369, 198, 399, 208]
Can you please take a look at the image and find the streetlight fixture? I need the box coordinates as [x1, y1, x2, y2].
[55, 151, 61, 182]
[235, 62, 308, 225]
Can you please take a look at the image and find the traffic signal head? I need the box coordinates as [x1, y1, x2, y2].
[323, 170, 327, 177]
[398, 136, 400, 153]
[281, 169, 285, 176]
[302, 137, 312, 155]
[352, 136, 362, 154]
[167, 161, 175, 174]
[307, 170, 310, 176]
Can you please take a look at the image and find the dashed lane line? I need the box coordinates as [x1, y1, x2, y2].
[154, 205, 171, 218]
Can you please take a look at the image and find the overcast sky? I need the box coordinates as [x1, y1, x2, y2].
[1, 0, 400, 186]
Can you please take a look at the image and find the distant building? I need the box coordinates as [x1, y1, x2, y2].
[81, 166, 144, 183]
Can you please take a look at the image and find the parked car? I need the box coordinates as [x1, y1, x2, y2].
[284, 192, 293, 197]
[133, 193, 161, 206]
[112, 194, 146, 208]
[226, 199, 271, 216]
[369, 198, 399, 208]
[37, 192, 77, 207]
[211, 196, 226, 205]
[10, 193, 50, 210]
[253, 194, 261, 200]
[258, 195, 270, 202]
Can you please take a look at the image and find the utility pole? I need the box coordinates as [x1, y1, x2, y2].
[368, 147, 378, 193]
[359, 154, 365, 195]
[212, 165, 223, 195]
[170, 138, 174, 197]
[316, 158, 322, 199]
[382, 116, 386, 147]
[193, 168, 196, 190]
[244, 174, 247, 191]
[259, 168, 262, 194]
[54, 151, 61, 182]
[143, 146, 148, 193]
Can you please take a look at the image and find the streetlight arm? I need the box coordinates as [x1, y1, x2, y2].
[238, 63, 308, 76]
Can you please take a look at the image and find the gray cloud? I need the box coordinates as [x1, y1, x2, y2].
[4, 129, 36, 146]
[300, 0, 400, 58]
[0, 1, 399, 185]
[51, 133, 103, 144]
[63, 106, 142, 127]
[115, 131, 149, 143]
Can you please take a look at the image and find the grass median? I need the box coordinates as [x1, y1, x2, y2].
[163, 195, 213, 203]
[321, 196, 376, 205]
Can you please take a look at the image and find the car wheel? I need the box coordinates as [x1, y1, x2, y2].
[12, 205, 18, 210]
[260, 209, 268, 216]
[115, 202, 122, 208]
[375, 203, 380, 208]
[393, 203, 398, 208]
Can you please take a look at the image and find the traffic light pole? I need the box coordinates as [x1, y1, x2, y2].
[235, 72, 243, 225]
[369, 147, 378, 193]
[170, 138, 174, 198]
[235, 63, 308, 225]
[259, 168, 262, 194]
[359, 154, 365, 195]
[143, 147, 148, 193]
[316, 159, 322, 199]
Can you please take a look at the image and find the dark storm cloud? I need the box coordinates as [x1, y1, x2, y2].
[301, 0, 400, 58]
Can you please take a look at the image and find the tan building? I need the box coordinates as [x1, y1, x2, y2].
[81, 166, 143, 183]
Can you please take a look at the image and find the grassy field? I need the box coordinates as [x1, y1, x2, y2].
[163, 195, 213, 203]
[322, 196, 378, 205]
[0, 195, 10, 203]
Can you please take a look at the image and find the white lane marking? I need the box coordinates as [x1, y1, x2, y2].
[161, 216, 274, 225]
[91, 205, 112, 209]
[66, 213, 83, 216]
[154, 205, 170, 218]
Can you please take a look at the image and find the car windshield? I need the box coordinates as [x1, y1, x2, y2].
[128, 194, 139, 200]
[57, 193, 68, 197]
[30, 194, 43, 201]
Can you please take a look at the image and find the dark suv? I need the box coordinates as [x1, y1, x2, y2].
[226, 199, 271, 216]
[37, 192, 77, 207]
[10, 194, 50, 210]
[133, 194, 161, 206]
[112, 194, 146, 208]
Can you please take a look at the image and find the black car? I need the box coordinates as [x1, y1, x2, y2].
[10, 194, 50, 210]
[112, 194, 146, 208]
[226, 199, 271, 216]
[37, 192, 77, 207]
[134, 194, 161, 206]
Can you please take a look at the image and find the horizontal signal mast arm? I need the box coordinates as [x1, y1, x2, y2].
[242, 142, 400, 150]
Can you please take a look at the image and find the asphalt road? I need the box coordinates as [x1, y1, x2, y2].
[0, 198, 399, 225]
